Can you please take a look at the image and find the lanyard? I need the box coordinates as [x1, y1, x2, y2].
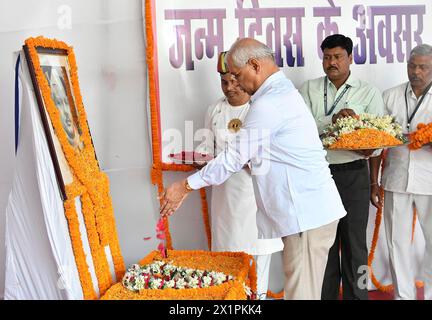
[404, 81, 432, 130]
[324, 77, 351, 116]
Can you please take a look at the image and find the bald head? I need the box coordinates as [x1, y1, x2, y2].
[225, 38, 279, 95]
[227, 38, 275, 68]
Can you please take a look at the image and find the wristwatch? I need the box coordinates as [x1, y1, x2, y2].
[184, 179, 193, 192]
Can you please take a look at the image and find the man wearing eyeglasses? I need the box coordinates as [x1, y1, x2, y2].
[159, 38, 346, 300]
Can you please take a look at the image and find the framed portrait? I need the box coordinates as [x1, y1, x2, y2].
[23, 39, 91, 200]
[21, 38, 125, 298]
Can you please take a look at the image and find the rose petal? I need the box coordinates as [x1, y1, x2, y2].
[156, 233, 166, 240]
[157, 242, 166, 257]
[156, 218, 165, 232]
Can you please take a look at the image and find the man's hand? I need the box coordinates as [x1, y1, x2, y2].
[159, 179, 192, 217]
[370, 183, 383, 209]
[332, 108, 357, 123]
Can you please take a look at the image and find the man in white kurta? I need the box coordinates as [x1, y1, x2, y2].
[160, 38, 347, 299]
[378, 44, 432, 300]
[195, 52, 283, 299]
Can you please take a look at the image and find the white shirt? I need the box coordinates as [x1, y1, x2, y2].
[196, 98, 283, 254]
[382, 82, 432, 195]
[188, 71, 347, 238]
[196, 98, 251, 157]
[299, 75, 385, 164]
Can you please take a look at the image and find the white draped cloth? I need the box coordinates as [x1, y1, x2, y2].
[4, 51, 115, 300]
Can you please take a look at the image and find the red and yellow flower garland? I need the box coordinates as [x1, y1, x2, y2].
[25, 36, 125, 298]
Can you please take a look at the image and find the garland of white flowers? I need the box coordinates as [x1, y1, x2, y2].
[321, 114, 405, 147]
[123, 261, 237, 291]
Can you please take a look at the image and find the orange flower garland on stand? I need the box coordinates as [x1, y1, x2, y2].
[24, 36, 125, 298]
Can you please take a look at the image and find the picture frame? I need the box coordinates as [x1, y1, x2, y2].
[22, 37, 124, 299]
[23, 37, 97, 200]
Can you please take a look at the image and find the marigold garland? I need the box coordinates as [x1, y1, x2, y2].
[145, 0, 208, 252]
[199, 188, 212, 250]
[64, 182, 97, 299]
[25, 36, 125, 298]
[329, 128, 403, 150]
[267, 288, 284, 299]
[408, 122, 432, 150]
[412, 208, 417, 243]
[145, 0, 174, 251]
[368, 150, 424, 293]
[248, 255, 257, 295]
[80, 192, 113, 294]
[100, 250, 256, 300]
[102, 280, 246, 300]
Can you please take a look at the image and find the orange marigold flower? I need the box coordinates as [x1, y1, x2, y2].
[100, 250, 257, 300]
[409, 122, 432, 150]
[329, 128, 402, 150]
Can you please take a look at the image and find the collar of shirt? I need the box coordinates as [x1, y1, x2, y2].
[407, 81, 432, 100]
[250, 70, 292, 104]
[326, 73, 359, 91]
[322, 74, 370, 165]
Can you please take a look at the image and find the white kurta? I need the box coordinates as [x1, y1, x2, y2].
[381, 82, 432, 299]
[189, 72, 346, 238]
[196, 97, 283, 255]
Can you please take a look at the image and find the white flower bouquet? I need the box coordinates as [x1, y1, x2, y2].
[122, 261, 234, 291]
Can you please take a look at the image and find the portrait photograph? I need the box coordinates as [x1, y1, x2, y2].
[24, 47, 87, 199]
[42, 65, 83, 152]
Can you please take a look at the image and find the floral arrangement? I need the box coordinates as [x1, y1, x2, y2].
[25, 36, 125, 299]
[101, 250, 257, 300]
[122, 261, 234, 291]
[322, 114, 406, 149]
[408, 122, 432, 150]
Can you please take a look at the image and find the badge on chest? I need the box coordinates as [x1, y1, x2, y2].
[228, 118, 242, 133]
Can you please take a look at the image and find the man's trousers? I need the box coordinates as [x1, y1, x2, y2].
[384, 191, 432, 300]
[282, 220, 338, 299]
[321, 159, 370, 300]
